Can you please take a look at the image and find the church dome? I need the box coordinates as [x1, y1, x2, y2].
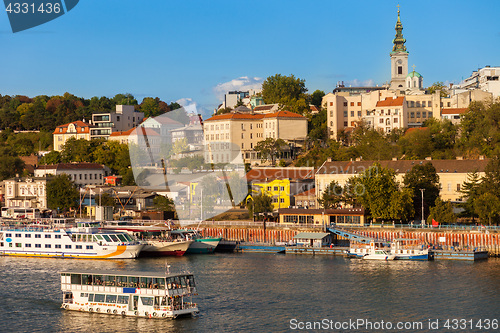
[407, 70, 422, 78]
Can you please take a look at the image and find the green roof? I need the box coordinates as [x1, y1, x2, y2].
[294, 232, 330, 240]
[407, 71, 422, 78]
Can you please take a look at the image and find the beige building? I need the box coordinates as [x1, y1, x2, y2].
[53, 121, 93, 152]
[90, 105, 144, 140]
[203, 110, 307, 164]
[315, 159, 489, 208]
[3, 177, 48, 209]
[108, 127, 161, 155]
[35, 163, 110, 187]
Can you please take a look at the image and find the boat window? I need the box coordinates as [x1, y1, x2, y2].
[104, 275, 116, 286]
[179, 276, 187, 288]
[187, 275, 195, 287]
[117, 234, 128, 242]
[105, 295, 117, 303]
[94, 294, 105, 303]
[109, 234, 120, 242]
[71, 274, 82, 285]
[160, 296, 168, 306]
[82, 274, 93, 285]
[140, 297, 153, 306]
[88, 294, 94, 302]
[95, 235, 104, 241]
[140, 277, 151, 288]
[117, 295, 129, 304]
[124, 234, 134, 242]
[93, 275, 104, 286]
[102, 235, 112, 242]
[128, 276, 139, 287]
[92, 236, 99, 242]
[116, 276, 127, 287]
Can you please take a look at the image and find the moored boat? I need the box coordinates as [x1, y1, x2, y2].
[60, 269, 199, 319]
[0, 224, 143, 259]
[390, 238, 429, 260]
[171, 229, 221, 254]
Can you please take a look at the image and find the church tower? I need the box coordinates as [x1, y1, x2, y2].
[390, 6, 408, 90]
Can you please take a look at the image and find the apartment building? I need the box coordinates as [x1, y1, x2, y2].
[90, 105, 144, 139]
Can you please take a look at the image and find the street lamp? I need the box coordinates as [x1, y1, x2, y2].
[420, 188, 425, 227]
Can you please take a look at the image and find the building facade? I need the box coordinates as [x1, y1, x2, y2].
[3, 177, 48, 209]
[90, 105, 144, 140]
[53, 121, 93, 152]
[35, 163, 110, 187]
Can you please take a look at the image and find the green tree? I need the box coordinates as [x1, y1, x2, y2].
[61, 137, 92, 162]
[153, 195, 175, 211]
[349, 163, 413, 222]
[474, 193, 500, 225]
[0, 155, 25, 181]
[459, 171, 482, 220]
[403, 162, 440, 221]
[428, 198, 456, 225]
[351, 124, 395, 160]
[261, 74, 311, 115]
[254, 138, 288, 165]
[398, 128, 433, 159]
[112, 93, 138, 106]
[310, 90, 325, 108]
[426, 81, 449, 97]
[47, 174, 79, 212]
[140, 97, 161, 118]
[247, 193, 273, 218]
[318, 181, 344, 209]
[41, 151, 61, 165]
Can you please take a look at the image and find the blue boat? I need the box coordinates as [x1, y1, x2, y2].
[390, 238, 430, 260]
[171, 229, 221, 254]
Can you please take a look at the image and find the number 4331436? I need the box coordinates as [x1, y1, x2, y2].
[5, 2, 61, 14]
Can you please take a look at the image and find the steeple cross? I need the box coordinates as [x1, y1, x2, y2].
[397, 4, 400, 13]
[412, 64, 416, 72]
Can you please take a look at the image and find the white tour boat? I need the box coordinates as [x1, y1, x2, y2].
[102, 224, 193, 256]
[0, 223, 143, 259]
[60, 269, 199, 319]
[390, 238, 429, 260]
[346, 241, 396, 260]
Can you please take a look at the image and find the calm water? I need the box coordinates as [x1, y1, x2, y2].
[0, 254, 499, 333]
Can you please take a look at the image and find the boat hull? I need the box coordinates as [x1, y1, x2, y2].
[0, 244, 143, 259]
[185, 238, 221, 254]
[61, 303, 199, 319]
[394, 253, 429, 260]
[140, 240, 193, 257]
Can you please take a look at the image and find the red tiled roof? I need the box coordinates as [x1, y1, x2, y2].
[405, 127, 428, 134]
[246, 167, 315, 182]
[263, 110, 306, 119]
[441, 108, 468, 115]
[253, 105, 276, 111]
[294, 187, 315, 197]
[53, 121, 93, 135]
[109, 127, 160, 137]
[376, 96, 405, 107]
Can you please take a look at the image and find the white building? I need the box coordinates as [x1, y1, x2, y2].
[451, 66, 500, 98]
[90, 105, 144, 139]
[35, 163, 110, 187]
[3, 177, 48, 209]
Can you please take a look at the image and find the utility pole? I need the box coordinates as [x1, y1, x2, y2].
[420, 188, 425, 227]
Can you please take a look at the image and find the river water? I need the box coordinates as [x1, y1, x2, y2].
[0, 254, 499, 333]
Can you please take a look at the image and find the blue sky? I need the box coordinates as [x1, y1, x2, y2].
[1, 0, 499, 118]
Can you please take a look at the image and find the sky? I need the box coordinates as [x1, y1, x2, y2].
[0, 0, 499, 119]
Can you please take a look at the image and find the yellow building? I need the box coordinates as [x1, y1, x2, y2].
[53, 121, 93, 151]
[252, 178, 291, 210]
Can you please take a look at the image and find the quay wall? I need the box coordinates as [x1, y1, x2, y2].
[200, 227, 500, 256]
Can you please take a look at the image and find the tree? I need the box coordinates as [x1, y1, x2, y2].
[254, 138, 288, 165]
[47, 174, 79, 213]
[98, 192, 116, 207]
[459, 171, 482, 220]
[261, 74, 311, 115]
[61, 137, 92, 162]
[349, 163, 413, 222]
[428, 198, 456, 225]
[0, 155, 25, 181]
[403, 162, 440, 221]
[310, 90, 325, 108]
[318, 181, 344, 209]
[247, 193, 273, 218]
[426, 82, 449, 97]
[112, 93, 138, 106]
[474, 193, 500, 225]
[351, 124, 395, 160]
[153, 195, 175, 211]
[398, 128, 433, 159]
[41, 151, 61, 165]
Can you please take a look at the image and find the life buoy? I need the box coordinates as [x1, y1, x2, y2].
[121, 311, 126, 316]
[96, 308, 100, 312]
[145, 312, 149, 317]
[107, 309, 111, 313]
[113, 310, 118, 314]
[134, 311, 138, 316]
[162, 313, 166, 318]
[89, 308, 93, 312]
[153, 312, 158, 317]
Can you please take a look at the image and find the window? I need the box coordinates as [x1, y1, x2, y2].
[379, 119, 384, 123]
[35, 244, 41, 248]
[15, 233, 21, 237]
[280, 198, 285, 203]
[350, 111, 354, 117]
[76, 245, 82, 249]
[343, 111, 348, 117]
[86, 245, 93, 250]
[447, 102, 451, 107]
[280, 186, 284, 191]
[398, 66, 402, 74]
[55, 244, 61, 249]
[45, 234, 51, 238]
[25, 243, 31, 247]
[410, 101, 415, 107]
[350, 102, 354, 106]
[25, 234, 31, 238]
[428, 112, 433, 117]
[330, 111, 333, 117]
[416, 112, 421, 118]
[343, 121, 348, 127]
[416, 101, 420, 107]
[65, 245, 71, 249]
[45, 244, 51, 248]
[457, 184, 461, 191]
[422, 112, 427, 118]
[241, 133, 244, 139]
[16, 243, 22, 248]
[357, 102, 361, 106]
[330, 102, 333, 106]
[343, 102, 347, 107]
[357, 111, 361, 117]
[273, 186, 278, 191]
[428, 101, 432, 107]
[35, 234, 41, 238]
[394, 118, 398, 123]
[410, 112, 415, 118]
[447, 183, 451, 192]
[55, 235, 61, 239]
[267, 186, 271, 191]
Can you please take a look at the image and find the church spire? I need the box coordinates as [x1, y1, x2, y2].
[392, 5, 407, 53]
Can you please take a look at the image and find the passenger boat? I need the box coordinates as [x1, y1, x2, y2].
[102, 224, 193, 256]
[60, 269, 199, 319]
[0, 223, 143, 259]
[363, 248, 396, 260]
[171, 229, 221, 254]
[346, 241, 395, 260]
[390, 238, 429, 260]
